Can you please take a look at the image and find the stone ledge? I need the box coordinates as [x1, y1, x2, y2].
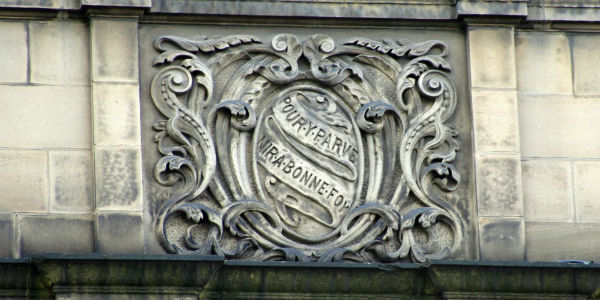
[0, 255, 599, 299]
[457, 0, 528, 18]
[0, 0, 598, 24]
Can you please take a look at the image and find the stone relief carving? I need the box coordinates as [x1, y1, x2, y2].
[150, 33, 463, 263]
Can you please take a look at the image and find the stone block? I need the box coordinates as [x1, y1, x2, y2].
[526, 223, 600, 262]
[81, 0, 151, 7]
[19, 215, 94, 256]
[0, 0, 60, 9]
[522, 160, 573, 222]
[96, 212, 143, 254]
[468, 27, 516, 89]
[0, 21, 27, 83]
[95, 146, 142, 210]
[91, 18, 139, 83]
[0, 150, 47, 213]
[476, 154, 523, 217]
[56, 294, 195, 300]
[93, 83, 141, 146]
[30, 21, 89, 86]
[49, 151, 93, 213]
[573, 161, 600, 222]
[479, 217, 525, 261]
[0, 85, 91, 149]
[519, 95, 600, 158]
[0, 214, 13, 257]
[458, 1, 527, 18]
[472, 90, 520, 152]
[515, 32, 572, 95]
[572, 34, 600, 96]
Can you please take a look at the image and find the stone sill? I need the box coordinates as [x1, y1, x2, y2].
[1, 255, 599, 299]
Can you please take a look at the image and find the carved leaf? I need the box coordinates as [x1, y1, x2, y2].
[240, 76, 269, 104]
[346, 38, 448, 58]
[353, 55, 398, 81]
[153, 50, 197, 66]
[341, 79, 370, 105]
[154, 35, 260, 53]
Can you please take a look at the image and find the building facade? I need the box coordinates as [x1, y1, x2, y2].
[0, 0, 599, 299]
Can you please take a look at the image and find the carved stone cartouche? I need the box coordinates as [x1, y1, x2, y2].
[150, 33, 463, 263]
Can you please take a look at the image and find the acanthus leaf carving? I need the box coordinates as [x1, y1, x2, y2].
[150, 33, 464, 263]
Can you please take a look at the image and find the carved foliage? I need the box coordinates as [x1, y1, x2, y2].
[150, 33, 463, 262]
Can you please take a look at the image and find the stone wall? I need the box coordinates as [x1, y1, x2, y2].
[517, 30, 600, 261]
[0, 0, 599, 263]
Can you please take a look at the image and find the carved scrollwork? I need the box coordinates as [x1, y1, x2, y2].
[150, 33, 464, 263]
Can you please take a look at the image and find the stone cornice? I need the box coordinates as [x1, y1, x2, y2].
[0, 0, 598, 24]
[1, 255, 599, 300]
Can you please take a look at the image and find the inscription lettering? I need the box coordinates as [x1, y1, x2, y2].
[273, 93, 358, 181]
[257, 133, 352, 219]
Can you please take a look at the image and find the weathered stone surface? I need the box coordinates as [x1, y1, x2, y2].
[149, 1, 456, 19]
[95, 146, 142, 210]
[82, 0, 151, 7]
[91, 18, 138, 83]
[572, 34, 600, 96]
[56, 294, 195, 300]
[0, 150, 47, 213]
[472, 89, 519, 152]
[19, 215, 94, 256]
[49, 151, 93, 213]
[144, 33, 468, 263]
[542, 5, 600, 22]
[92, 83, 141, 146]
[0, 21, 27, 83]
[526, 223, 600, 261]
[0, 85, 91, 148]
[0, 0, 60, 9]
[96, 212, 143, 254]
[476, 154, 523, 217]
[519, 95, 600, 158]
[479, 217, 525, 261]
[0, 214, 13, 257]
[515, 32, 572, 95]
[30, 21, 89, 86]
[468, 27, 516, 89]
[522, 160, 573, 222]
[458, 1, 528, 17]
[573, 161, 600, 222]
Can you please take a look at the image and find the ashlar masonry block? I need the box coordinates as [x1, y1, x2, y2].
[479, 217, 525, 261]
[526, 223, 600, 261]
[519, 95, 600, 158]
[92, 83, 141, 146]
[0, 21, 27, 83]
[49, 151, 94, 213]
[468, 27, 517, 89]
[95, 146, 142, 211]
[0, 85, 91, 149]
[0, 214, 13, 257]
[96, 212, 143, 254]
[522, 160, 573, 222]
[19, 215, 94, 256]
[572, 34, 600, 96]
[0, 150, 47, 213]
[472, 90, 520, 153]
[516, 32, 572, 95]
[476, 154, 524, 217]
[91, 18, 139, 83]
[573, 161, 600, 222]
[30, 21, 90, 86]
